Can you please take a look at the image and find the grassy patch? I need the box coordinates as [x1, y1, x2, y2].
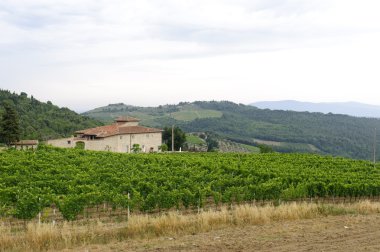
[317, 204, 355, 216]
[238, 143, 260, 153]
[171, 109, 222, 121]
[186, 134, 205, 145]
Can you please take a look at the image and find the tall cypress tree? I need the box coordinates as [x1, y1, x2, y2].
[0, 102, 20, 145]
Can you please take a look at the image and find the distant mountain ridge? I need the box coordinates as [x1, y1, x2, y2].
[251, 100, 380, 118]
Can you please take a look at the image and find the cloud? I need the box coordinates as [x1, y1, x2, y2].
[1, 0, 380, 111]
[1, 0, 377, 60]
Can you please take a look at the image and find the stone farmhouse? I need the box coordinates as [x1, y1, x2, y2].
[47, 116, 163, 153]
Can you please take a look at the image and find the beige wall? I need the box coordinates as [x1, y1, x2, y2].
[47, 133, 162, 153]
[117, 133, 162, 153]
[47, 137, 75, 148]
[84, 135, 119, 152]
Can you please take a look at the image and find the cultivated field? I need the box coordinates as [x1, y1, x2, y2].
[2, 146, 380, 222]
[2, 147, 380, 251]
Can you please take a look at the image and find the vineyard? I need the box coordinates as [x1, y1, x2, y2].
[1, 146, 380, 221]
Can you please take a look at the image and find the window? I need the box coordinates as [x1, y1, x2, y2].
[67, 140, 71, 144]
[120, 136, 123, 140]
[126, 145, 129, 152]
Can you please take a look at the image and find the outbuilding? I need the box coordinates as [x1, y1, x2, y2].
[10, 140, 39, 150]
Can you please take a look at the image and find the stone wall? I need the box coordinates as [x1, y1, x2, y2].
[46, 137, 75, 148]
[117, 132, 162, 153]
[47, 133, 162, 153]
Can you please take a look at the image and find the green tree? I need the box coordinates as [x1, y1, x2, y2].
[258, 144, 274, 153]
[0, 101, 20, 146]
[158, 144, 168, 152]
[206, 136, 219, 152]
[162, 126, 186, 151]
[132, 143, 142, 153]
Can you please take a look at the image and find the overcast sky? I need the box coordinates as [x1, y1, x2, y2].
[1, 0, 380, 112]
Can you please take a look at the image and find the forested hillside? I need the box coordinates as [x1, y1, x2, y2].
[0, 90, 102, 141]
[84, 101, 380, 160]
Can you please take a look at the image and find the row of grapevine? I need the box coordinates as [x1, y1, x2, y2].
[1, 145, 379, 220]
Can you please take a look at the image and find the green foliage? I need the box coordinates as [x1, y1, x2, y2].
[162, 126, 186, 151]
[14, 192, 42, 220]
[0, 90, 102, 141]
[0, 101, 20, 145]
[206, 135, 219, 152]
[171, 108, 222, 121]
[158, 144, 168, 152]
[132, 144, 142, 153]
[75, 141, 85, 150]
[258, 144, 274, 153]
[58, 195, 86, 221]
[83, 102, 222, 124]
[179, 101, 380, 160]
[238, 143, 260, 153]
[2, 146, 380, 221]
[185, 134, 205, 145]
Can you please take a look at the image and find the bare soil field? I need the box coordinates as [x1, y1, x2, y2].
[65, 214, 380, 252]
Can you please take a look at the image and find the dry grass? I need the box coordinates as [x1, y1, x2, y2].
[1, 201, 380, 251]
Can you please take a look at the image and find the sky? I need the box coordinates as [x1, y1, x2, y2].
[1, 0, 380, 112]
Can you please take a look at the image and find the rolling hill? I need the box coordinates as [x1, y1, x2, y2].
[84, 101, 380, 160]
[0, 90, 103, 141]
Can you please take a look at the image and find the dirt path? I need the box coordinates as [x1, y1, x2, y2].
[65, 214, 380, 252]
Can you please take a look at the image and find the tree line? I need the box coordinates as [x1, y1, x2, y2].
[0, 90, 102, 141]
[0, 101, 20, 146]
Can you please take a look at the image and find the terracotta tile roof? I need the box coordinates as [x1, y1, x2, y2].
[75, 124, 162, 138]
[12, 140, 39, 145]
[75, 124, 118, 137]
